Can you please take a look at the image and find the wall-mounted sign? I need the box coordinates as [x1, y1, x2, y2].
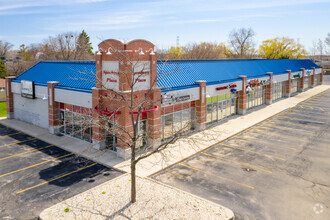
[216, 84, 237, 91]
[260, 79, 271, 85]
[291, 71, 302, 79]
[305, 70, 312, 76]
[175, 95, 190, 102]
[161, 94, 191, 104]
[102, 61, 119, 91]
[161, 94, 173, 104]
[21, 80, 35, 99]
[133, 61, 150, 91]
[247, 79, 260, 87]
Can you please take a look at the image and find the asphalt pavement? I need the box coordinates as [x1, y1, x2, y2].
[152, 89, 330, 220]
[0, 127, 123, 220]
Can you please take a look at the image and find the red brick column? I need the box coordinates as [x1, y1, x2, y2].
[238, 76, 247, 115]
[95, 52, 103, 88]
[266, 72, 273, 105]
[148, 88, 161, 147]
[299, 68, 305, 92]
[5, 77, 15, 119]
[319, 67, 323, 85]
[285, 70, 292, 97]
[116, 94, 133, 159]
[195, 80, 206, 130]
[92, 87, 105, 149]
[48, 81, 60, 134]
[311, 67, 315, 87]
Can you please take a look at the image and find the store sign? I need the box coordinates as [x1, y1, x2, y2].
[21, 80, 35, 99]
[305, 70, 312, 76]
[102, 61, 119, 91]
[260, 79, 271, 85]
[133, 61, 150, 91]
[248, 79, 260, 87]
[216, 84, 237, 91]
[175, 95, 190, 102]
[292, 71, 302, 79]
[315, 68, 322, 74]
[161, 94, 173, 104]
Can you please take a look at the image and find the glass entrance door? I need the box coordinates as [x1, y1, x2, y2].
[136, 119, 147, 149]
[105, 121, 117, 152]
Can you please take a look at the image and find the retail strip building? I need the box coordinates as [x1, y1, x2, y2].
[5, 39, 324, 158]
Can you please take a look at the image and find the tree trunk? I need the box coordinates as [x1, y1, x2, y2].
[131, 148, 136, 203]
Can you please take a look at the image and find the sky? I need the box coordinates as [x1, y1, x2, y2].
[1, 0, 330, 52]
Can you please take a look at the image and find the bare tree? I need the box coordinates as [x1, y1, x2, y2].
[70, 40, 197, 203]
[40, 32, 94, 61]
[228, 27, 256, 58]
[325, 33, 330, 54]
[310, 40, 318, 62]
[0, 40, 13, 57]
[317, 39, 324, 64]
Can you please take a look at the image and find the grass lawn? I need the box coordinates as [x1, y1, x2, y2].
[0, 102, 7, 117]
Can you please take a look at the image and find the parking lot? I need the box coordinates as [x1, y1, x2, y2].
[152, 89, 330, 220]
[0, 127, 122, 219]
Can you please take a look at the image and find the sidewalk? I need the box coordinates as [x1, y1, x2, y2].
[39, 173, 235, 220]
[1, 85, 329, 178]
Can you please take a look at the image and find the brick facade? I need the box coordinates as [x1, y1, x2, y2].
[319, 67, 323, 85]
[92, 39, 160, 158]
[238, 76, 247, 115]
[265, 72, 273, 105]
[195, 80, 206, 130]
[5, 77, 15, 119]
[285, 70, 292, 97]
[47, 81, 60, 134]
[299, 68, 305, 92]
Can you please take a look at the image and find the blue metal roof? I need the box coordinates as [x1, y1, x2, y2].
[13, 59, 319, 91]
[157, 59, 320, 89]
[13, 61, 96, 90]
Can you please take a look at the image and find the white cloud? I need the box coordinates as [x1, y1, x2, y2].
[0, 0, 110, 14]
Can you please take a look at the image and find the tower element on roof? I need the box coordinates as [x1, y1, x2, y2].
[96, 39, 157, 92]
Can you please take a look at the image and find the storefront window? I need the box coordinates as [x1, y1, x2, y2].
[173, 111, 182, 133]
[316, 74, 320, 85]
[304, 77, 309, 89]
[161, 102, 194, 141]
[206, 92, 237, 125]
[247, 85, 265, 110]
[272, 82, 285, 101]
[164, 114, 173, 139]
[182, 108, 191, 131]
[59, 103, 92, 143]
[206, 103, 212, 123]
[291, 79, 299, 94]
[212, 102, 218, 122]
[105, 120, 117, 151]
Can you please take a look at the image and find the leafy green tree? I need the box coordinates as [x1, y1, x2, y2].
[168, 46, 185, 59]
[259, 37, 307, 59]
[18, 44, 30, 60]
[0, 61, 6, 78]
[78, 30, 94, 56]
